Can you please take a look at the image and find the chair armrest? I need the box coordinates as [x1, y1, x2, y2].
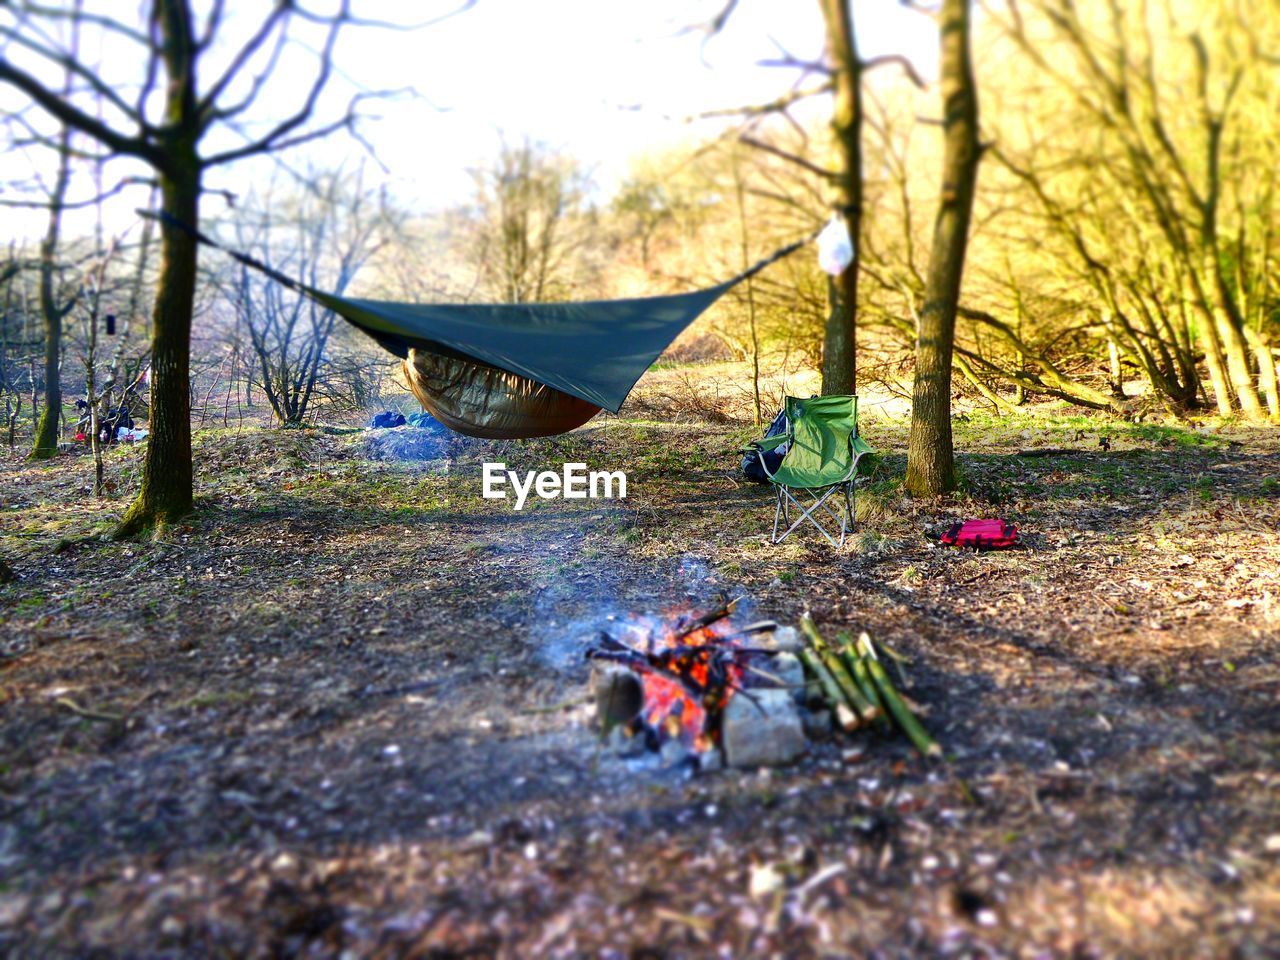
[742, 433, 790, 454]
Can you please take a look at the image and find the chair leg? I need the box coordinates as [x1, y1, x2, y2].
[774, 488, 809, 545]
[775, 485, 844, 548]
[770, 457, 865, 548]
[817, 490, 846, 527]
[771, 487, 783, 543]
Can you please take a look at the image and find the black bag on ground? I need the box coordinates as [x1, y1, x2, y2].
[370, 410, 406, 429]
[741, 408, 789, 483]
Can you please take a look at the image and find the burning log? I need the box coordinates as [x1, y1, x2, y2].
[586, 601, 774, 754]
[587, 639, 711, 705]
[592, 666, 644, 731]
[672, 596, 741, 641]
[580, 597, 827, 773]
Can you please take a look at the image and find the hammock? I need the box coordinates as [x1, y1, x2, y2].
[169, 214, 813, 439]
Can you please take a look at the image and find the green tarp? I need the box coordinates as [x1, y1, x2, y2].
[171, 212, 812, 436]
[308, 282, 736, 413]
[181, 214, 809, 405]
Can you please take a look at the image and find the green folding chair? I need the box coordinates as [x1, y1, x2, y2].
[744, 395, 873, 547]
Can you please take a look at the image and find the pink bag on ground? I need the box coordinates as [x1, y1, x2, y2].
[940, 518, 1019, 549]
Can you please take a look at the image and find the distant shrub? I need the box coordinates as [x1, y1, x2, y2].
[660, 332, 735, 365]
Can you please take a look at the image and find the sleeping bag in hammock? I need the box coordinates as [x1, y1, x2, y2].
[174, 214, 812, 440]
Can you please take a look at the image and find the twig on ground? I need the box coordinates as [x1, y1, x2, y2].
[55, 697, 122, 722]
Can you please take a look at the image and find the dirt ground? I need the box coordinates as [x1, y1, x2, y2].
[2, 405, 1278, 958]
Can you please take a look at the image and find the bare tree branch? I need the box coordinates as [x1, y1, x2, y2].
[0, 23, 146, 125]
[204, 89, 399, 167]
[863, 53, 926, 88]
[290, 0, 479, 31]
[199, 0, 347, 163]
[196, 0, 226, 52]
[738, 135, 837, 181]
[681, 0, 738, 38]
[135, 7, 161, 122]
[0, 56, 154, 160]
[758, 37, 831, 75]
[0, 175, 152, 209]
[6, 1, 150, 45]
[201, 19, 288, 126]
[5, 107, 117, 159]
[698, 81, 833, 121]
[196, 2, 291, 124]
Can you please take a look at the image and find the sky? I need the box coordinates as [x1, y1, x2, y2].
[0, 0, 936, 242]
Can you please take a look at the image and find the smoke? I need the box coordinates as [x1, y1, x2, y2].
[530, 553, 755, 675]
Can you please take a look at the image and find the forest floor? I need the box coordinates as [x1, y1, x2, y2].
[1, 401, 1278, 958]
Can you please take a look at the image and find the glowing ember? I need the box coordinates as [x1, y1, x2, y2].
[586, 600, 765, 754]
[639, 615, 743, 752]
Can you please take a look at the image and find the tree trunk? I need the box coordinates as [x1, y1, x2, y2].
[1107, 337, 1125, 398]
[114, 0, 200, 538]
[906, 0, 981, 497]
[6, 398, 20, 449]
[1243, 327, 1280, 422]
[1194, 304, 1234, 416]
[819, 0, 861, 395]
[114, 165, 199, 536]
[1216, 309, 1262, 417]
[29, 300, 62, 459]
[732, 167, 763, 426]
[1205, 236, 1265, 417]
[29, 124, 73, 460]
[1012, 292, 1026, 405]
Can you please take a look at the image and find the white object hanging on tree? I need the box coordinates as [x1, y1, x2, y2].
[816, 215, 854, 276]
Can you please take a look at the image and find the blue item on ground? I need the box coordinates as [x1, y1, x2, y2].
[406, 412, 446, 432]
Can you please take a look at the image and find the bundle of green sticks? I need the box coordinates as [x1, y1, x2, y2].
[798, 617, 941, 759]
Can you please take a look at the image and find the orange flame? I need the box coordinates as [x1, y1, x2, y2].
[638, 611, 743, 753]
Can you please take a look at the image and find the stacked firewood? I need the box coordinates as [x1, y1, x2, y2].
[797, 617, 941, 758]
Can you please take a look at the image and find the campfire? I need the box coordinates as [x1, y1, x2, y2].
[586, 598, 804, 766]
[581, 603, 942, 770]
